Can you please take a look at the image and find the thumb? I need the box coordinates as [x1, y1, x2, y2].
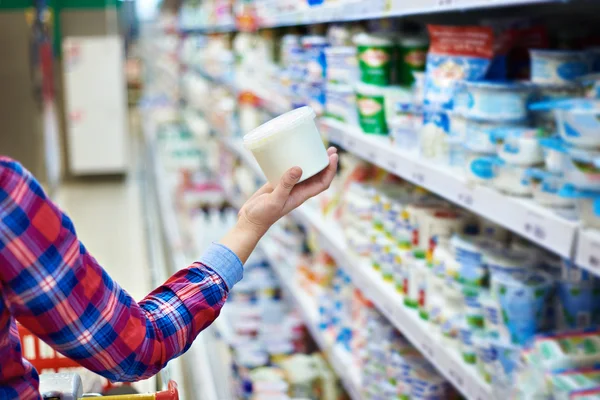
[272, 166, 302, 204]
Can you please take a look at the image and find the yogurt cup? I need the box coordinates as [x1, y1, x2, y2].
[491, 271, 554, 345]
[464, 117, 529, 154]
[355, 82, 389, 135]
[557, 280, 597, 329]
[564, 147, 600, 191]
[465, 152, 498, 185]
[530, 49, 591, 84]
[388, 109, 420, 151]
[554, 99, 600, 149]
[324, 46, 359, 85]
[397, 36, 428, 87]
[325, 83, 358, 124]
[532, 82, 586, 129]
[244, 107, 329, 186]
[463, 285, 484, 329]
[489, 338, 521, 386]
[491, 127, 545, 166]
[540, 137, 570, 174]
[486, 248, 535, 282]
[526, 168, 575, 209]
[302, 35, 329, 83]
[462, 81, 534, 121]
[473, 332, 497, 384]
[458, 321, 477, 364]
[450, 234, 490, 287]
[479, 291, 507, 339]
[492, 160, 533, 197]
[354, 33, 394, 86]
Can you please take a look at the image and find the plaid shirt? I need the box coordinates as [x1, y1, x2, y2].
[0, 157, 243, 399]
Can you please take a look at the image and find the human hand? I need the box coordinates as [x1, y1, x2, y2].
[238, 147, 339, 238]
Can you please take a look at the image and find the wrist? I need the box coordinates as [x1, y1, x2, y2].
[234, 217, 266, 243]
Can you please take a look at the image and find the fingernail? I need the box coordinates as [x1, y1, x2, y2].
[290, 167, 302, 180]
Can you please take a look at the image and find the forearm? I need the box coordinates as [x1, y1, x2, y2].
[219, 219, 264, 264]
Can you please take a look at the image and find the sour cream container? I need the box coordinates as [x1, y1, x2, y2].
[244, 106, 329, 186]
[530, 50, 591, 84]
[461, 81, 533, 121]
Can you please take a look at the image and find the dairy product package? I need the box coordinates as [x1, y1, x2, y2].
[423, 25, 494, 112]
[531, 329, 600, 372]
[549, 368, 600, 400]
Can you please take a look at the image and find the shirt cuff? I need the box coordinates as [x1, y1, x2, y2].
[198, 243, 243, 290]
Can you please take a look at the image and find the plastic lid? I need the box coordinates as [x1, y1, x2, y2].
[353, 32, 394, 46]
[243, 106, 316, 150]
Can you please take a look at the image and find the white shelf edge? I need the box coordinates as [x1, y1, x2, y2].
[320, 118, 579, 259]
[186, 0, 554, 33]
[575, 229, 600, 276]
[293, 207, 492, 400]
[259, 239, 364, 400]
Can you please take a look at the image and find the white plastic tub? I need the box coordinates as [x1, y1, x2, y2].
[244, 106, 329, 186]
[530, 50, 591, 84]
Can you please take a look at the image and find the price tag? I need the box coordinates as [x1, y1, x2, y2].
[447, 366, 465, 390]
[420, 340, 435, 359]
[457, 188, 475, 208]
[411, 170, 426, 186]
[523, 211, 548, 242]
[344, 136, 357, 152]
[437, 0, 455, 7]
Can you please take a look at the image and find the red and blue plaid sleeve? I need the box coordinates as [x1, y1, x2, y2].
[0, 157, 243, 390]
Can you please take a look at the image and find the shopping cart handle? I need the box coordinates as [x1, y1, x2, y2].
[40, 373, 84, 400]
[155, 381, 178, 400]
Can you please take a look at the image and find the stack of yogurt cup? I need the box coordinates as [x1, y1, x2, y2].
[351, 32, 427, 139]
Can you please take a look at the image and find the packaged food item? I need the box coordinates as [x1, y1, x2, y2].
[493, 160, 532, 197]
[557, 280, 597, 329]
[540, 137, 571, 174]
[302, 35, 329, 83]
[450, 234, 491, 287]
[491, 127, 545, 166]
[244, 106, 329, 186]
[548, 369, 600, 400]
[325, 83, 358, 124]
[465, 117, 529, 154]
[461, 81, 533, 121]
[388, 106, 421, 151]
[532, 82, 586, 128]
[281, 34, 302, 68]
[530, 49, 591, 84]
[306, 83, 326, 116]
[464, 286, 484, 329]
[404, 250, 425, 309]
[424, 25, 494, 111]
[473, 332, 497, 383]
[324, 46, 359, 84]
[526, 168, 575, 209]
[397, 35, 428, 87]
[479, 290, 508, 339]
[564, 147, 600, 191]
[486, 248, 535, 281]
[355, 82, 389, 135]
[531, 329, 600, 372]
[458, 321, 477, 364]
[465, 154, 496, 188]
[354, 33, 395, 86]
[491, 271, 554, 344]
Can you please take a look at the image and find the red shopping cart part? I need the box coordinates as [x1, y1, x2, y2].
[18, 324, 127, 393]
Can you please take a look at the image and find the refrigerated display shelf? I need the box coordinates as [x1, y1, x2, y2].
[221, 136, 492, 400]
[320, 118, 579, 259]
[194, 69, 584, 261]
[183, 0, 555, 33]
[147, 116, 221, 400]
[259, 239, 364, 400]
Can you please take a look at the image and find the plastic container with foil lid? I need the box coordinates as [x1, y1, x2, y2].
[354, 33, 394, 86]
[244, 106, 329, 186]
[530, 49, 591, 84]
[462, 81, 533, 121]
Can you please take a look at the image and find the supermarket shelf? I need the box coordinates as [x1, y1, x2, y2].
[320, 118, 579, 259]
[259, 239, 364, 400]
[179, 23, 236, 34]
[293, 206, 492, 400]
[189, 0, 554, 33]
[221, 135, 491, 400]
[146, 116, 221, 400]
[576, 229, 600, 276]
